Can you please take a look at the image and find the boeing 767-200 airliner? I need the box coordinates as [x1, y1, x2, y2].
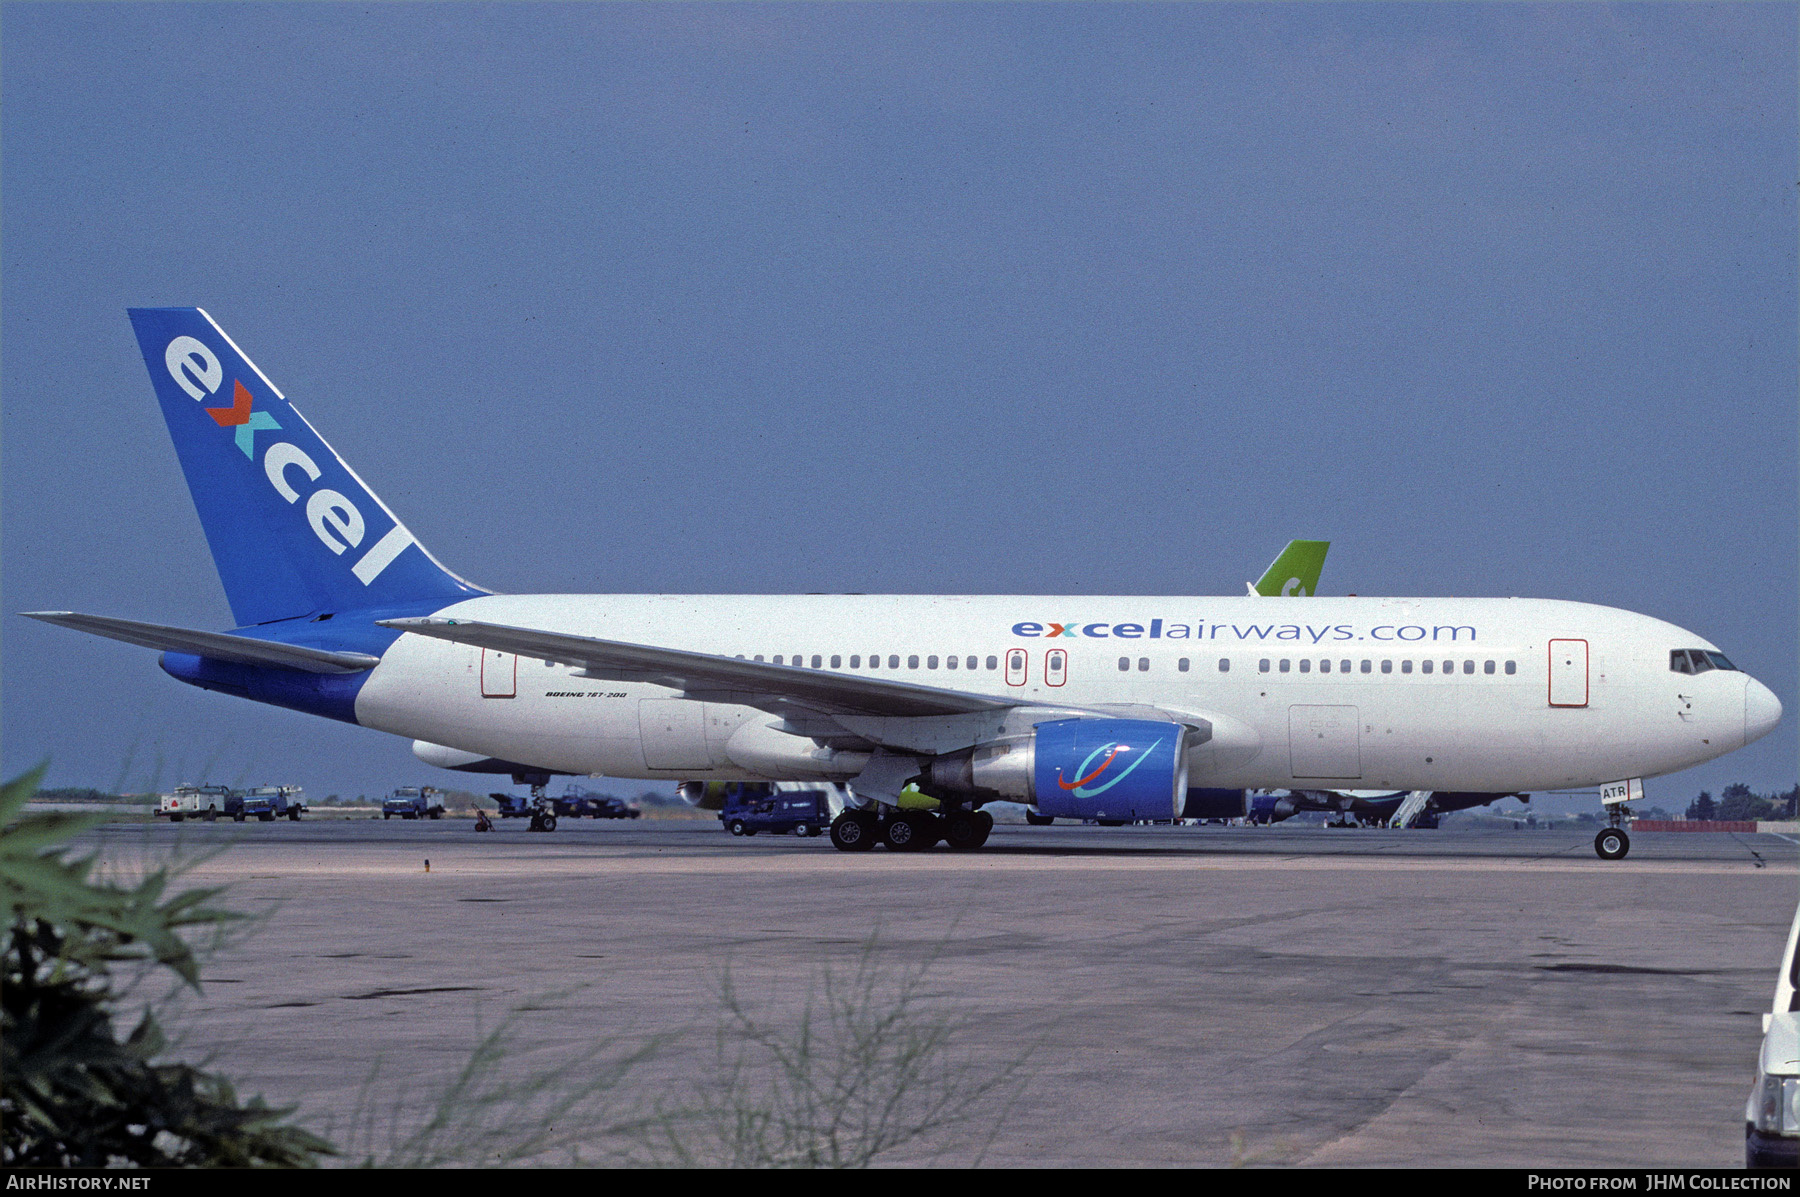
[22, 309, 1783, 858]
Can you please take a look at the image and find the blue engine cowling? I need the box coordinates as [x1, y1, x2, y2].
[1032, 718, 1188, 822]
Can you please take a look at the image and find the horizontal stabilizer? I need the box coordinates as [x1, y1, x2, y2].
[22, 611, 380, 674]
[379, 617, 1020, 718]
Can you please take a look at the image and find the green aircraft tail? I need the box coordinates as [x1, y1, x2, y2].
[1252, 540, 1330, 596]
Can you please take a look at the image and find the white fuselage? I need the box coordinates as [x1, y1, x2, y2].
[354, 594, 1779, 792]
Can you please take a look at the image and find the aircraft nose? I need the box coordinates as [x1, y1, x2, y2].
[1745, 677, 1783, 747]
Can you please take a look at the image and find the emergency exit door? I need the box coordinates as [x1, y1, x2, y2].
[1548, 639, 1588, 707]
[480, 649, 516, 698]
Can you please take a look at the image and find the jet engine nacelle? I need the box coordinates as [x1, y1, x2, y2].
[923, 718, 1189, 822]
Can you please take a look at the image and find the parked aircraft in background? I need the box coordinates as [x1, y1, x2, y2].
[22, 309, 1783, 860]
[1248, 541, 1330, 597]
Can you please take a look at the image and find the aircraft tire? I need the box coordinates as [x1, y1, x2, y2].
[1595, 827, 1630, 860]
[883, 812, 931, 851]
[943, 812, 986, 850]
[829, 812, 877, 852]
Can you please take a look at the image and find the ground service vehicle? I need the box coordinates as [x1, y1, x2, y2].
[488, 791, 563, 832]
[1747, 903, 1800, 1168]
[25, 309, 1784, 861]
[719, 784, 833, 837]
[490, 793, 535, 818]
[157, 784, 233, 822]
[382, 786, 444, 820]
[552, 789, 641, 819]
[238, 785, 306, 821]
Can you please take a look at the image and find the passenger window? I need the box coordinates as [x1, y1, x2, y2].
[773, 655, 783, 666]
[1443, 660, 1453, 674]
[1279, 660, 1291, 673]
[986, 656, 998, 670]
[1421, 660, 1432, 674]
[1483, 660, 1494, 675]
[1259, 659, 1270, 673]
[1401, 660, 1412, 674]
[1118, 657, 1130, 672]
[889, 655, 900, 669]
[1463, 660, 1474, 675]
[967, 656, 978, 670]
[1215, 658, 1226, 673]
[1045, 649, 1067, 686]
[1341, 660, 1351, 673]
[908, 655, 919, 669]
[1138, 658, 1149, 672]
[831, 655, 841, 668]
[1319, 660, 1330, 673]
[1179, 658, 1192, 673]
[1299, 660, 1311, 674]
[755, 654, 765, 662]
[946, 655, 958, 670]
[1505, 661, 1516, 675]
[1378, 660, 1389, 674]
[926, 655, 938, 669]
[849, 655, 860, 668]
[812, 655, 822, 669]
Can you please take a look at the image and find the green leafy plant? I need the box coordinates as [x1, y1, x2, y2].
[0, 765, 332, 1167]
[632, 940, 1031, 1168]
[337, 1002, 666, 1168]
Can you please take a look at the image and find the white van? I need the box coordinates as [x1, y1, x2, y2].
[1746, 902, 1800, 1168]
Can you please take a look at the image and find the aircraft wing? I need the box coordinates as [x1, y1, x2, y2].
[21, 611, 381, 674]
[379, 617, 1023, 718]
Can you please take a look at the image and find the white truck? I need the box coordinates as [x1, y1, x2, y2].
[156, 784, 234, 822]
[1746, 902, 1800, 1168]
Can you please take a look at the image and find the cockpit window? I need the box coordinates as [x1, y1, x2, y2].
[1671, 648, 1736, 674]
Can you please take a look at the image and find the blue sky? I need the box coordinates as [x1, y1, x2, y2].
[4, 3, 1794, 806]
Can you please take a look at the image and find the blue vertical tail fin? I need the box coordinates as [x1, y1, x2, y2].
[128, 308, 486, 626]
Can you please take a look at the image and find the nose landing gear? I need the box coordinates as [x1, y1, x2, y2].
[524, 779, 557, 832]
[1595, 802, 1632, 860]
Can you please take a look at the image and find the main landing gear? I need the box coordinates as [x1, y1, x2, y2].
[828, 808, 993, 853]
